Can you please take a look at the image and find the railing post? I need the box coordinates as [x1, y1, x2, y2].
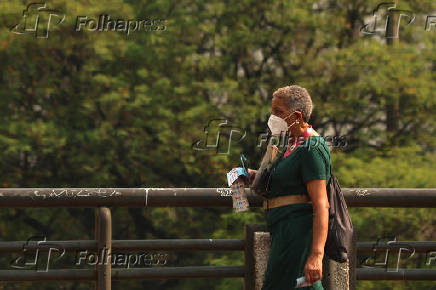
[95, 207, 112, 290]
[349, 227, 358, 290]
[244, 224, 269, 290]
[243, 224, 253, 290]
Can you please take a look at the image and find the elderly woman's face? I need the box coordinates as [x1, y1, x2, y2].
[271, 97, 292, 120]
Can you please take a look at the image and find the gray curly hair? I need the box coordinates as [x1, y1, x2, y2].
[272, 85, 313, 122]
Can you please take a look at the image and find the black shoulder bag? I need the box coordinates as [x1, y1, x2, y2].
[323, 162, 354, 263]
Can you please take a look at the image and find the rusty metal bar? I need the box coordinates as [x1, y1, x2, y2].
[349, 226, 358, 290]
[4, 239, 436, 254]
[356, 269, 436, 280]
[95, 208, 100, 290]
[0, 266, 244, 281]
[111, 239, 245, 251]
[343, 188, 436, 207]
[1, 267, 434, 282]
[0, 240, 96, 253]
[0, 239, 245, 253]
[357, 241, 436, 253]
[0, 188, 435, 207]
[95, 207, 112, 290]
[0, 188, 146, 207]
[110, 266, 245, 280]
[7, 239, 435, 254]
[0, 269, 96, 281]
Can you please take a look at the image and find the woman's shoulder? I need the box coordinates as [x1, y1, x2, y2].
[302, 135, 329, 152]
[299, 135, 330, 162]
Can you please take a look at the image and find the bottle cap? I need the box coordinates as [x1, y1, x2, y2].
[227, 167, 249, 187]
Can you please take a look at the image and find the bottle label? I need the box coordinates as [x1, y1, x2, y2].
[226, 167, 249, 186]
[230, 179, 249, 212]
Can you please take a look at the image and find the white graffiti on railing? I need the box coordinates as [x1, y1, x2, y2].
[32, 189, 122, 199]
[217, 188, 232, 197]
[354, 189, 370, 197]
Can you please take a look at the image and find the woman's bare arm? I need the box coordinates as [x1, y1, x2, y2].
[304, 179, 329, 283]
[306, 179, 329, 256]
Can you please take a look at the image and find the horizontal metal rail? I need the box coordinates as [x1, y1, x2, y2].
[2, 239, 433, 253]
[0, 188, 435, 207]
[0, 269, 95, 281]
[356, 269, 436, 280]
[0, 239, 245, 253]
[111, 266, 245, 280]
[357, 241, 436, 253]
[1, 188, 435, 286]
[0, 266, 245, 282]
[2, 267, 434, 282]
[110, 239, 245, 251]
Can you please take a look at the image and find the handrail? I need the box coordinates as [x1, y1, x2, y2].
[0, 239, 246, 253]
[0, 266, 246, 281]
[2, 240, 432, 253]
[356, 269, 436, 280]
[0, 188, 435, 207]
[1, 188, 435, 289]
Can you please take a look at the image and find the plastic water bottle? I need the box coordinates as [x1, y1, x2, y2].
[231, 176, 249, 212]
[227, 167, 250, 212]
[295, 275, 317, 288]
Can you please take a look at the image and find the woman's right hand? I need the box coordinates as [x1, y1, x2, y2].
[247, 168, 257, 185]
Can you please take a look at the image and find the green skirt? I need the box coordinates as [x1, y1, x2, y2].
[261, 203, 324, 290]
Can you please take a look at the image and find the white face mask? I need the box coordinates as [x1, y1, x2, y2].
[267, 112, 298, 136]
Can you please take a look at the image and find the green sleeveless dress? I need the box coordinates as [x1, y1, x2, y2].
[261, 135, 330, 290]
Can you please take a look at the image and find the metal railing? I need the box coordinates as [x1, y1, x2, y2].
[1, 188, 436, 208]
[0, 188, 435, 289]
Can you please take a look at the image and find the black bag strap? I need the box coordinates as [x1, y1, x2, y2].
[311, 144, 332, 180]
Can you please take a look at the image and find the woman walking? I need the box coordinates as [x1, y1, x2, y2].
[248, 85, 330, 289]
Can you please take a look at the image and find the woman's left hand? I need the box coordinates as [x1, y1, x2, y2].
[247, 168, 257, 185]
[304, 252, 323, 284]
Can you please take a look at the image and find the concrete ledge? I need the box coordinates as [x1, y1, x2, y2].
[322, 258, 350, 289]
[245, 224, 356, 290]
[253, 232, 271, 290]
